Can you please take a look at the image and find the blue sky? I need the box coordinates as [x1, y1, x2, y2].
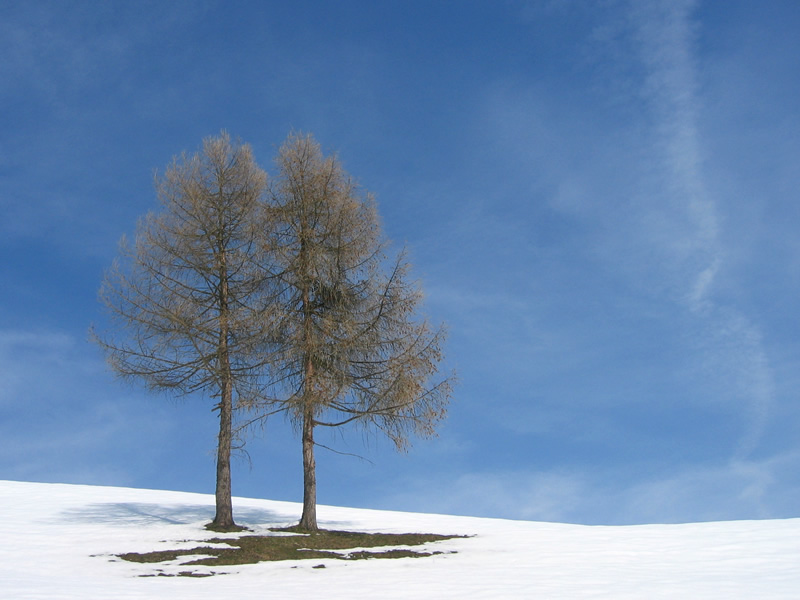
[2, 0, 799, 525]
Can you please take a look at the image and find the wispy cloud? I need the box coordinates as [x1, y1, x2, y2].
[629, 0, 719, 309]
[382, 450, 800, 525]
[619, 452, 800, 523]
[0, 330, 97, 407]
[381, 469, 587, 523]
[477, 0, 777, 464]
[626, 0, 773, 458]
[0, 328, 174, 485]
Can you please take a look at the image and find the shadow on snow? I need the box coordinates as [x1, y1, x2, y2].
[57, 502, 285, 528]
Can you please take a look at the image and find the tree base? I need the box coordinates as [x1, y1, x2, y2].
[205, 521, 248, 533]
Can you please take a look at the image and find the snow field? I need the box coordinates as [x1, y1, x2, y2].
[1, 480, 798, 599]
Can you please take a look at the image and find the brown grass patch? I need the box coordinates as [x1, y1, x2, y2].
[118, 528, 466, 574]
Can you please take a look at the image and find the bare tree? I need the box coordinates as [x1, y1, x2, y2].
[92, 132, 270, 530]
[264, 133, 453, 531]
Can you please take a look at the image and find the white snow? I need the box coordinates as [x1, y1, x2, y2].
[1, 480, 798, 599]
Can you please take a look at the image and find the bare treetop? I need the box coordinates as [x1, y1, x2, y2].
[93, 132, 270, 529]
[262, 132, 453, 530]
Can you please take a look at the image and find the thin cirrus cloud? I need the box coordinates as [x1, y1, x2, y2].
[544, 1, 776, 461]
[628, 1, 774, 458]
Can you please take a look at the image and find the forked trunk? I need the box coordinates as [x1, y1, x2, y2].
[298, 404, 318, 531]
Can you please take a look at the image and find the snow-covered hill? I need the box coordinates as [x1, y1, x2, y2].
[1, 480, 798, 599]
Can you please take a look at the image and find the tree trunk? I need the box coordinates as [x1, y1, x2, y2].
[297, 228, 319, 531]
[298, 403, 318, 531]
[213, 376, 235, 529]
[212, 240, 236, 530]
